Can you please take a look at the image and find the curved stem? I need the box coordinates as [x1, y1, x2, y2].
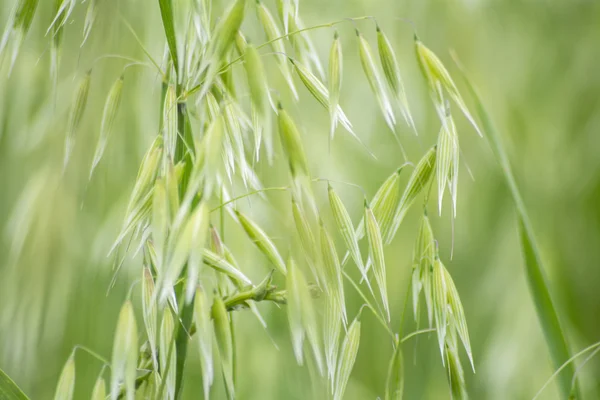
[533, 341, 600, 400]
[343, 270, 394, 340]
[73, 345, 110, 367]
[210, 186, 290, 213]
[400, 328, 436, 344]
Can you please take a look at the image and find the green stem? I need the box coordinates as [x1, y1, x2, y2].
[210, 186, 290, 213]
[397, 277, 412, 338]
[230, 314, 237, 388]
[400, 328, 436, 344]
[533, 341, 600, 400]
[72, 345, 110, 367]
[342, 270, 394, 341]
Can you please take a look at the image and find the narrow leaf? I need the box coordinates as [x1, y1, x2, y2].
[158, 0, 179, 74]
[0, 366, 29, 400]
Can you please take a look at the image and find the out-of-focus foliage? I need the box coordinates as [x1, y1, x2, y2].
[1, 0, 599, 399]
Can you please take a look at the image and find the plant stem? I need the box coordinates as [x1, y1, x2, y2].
[400, 328, 436, 344]
[343, 270, 394, 340]
[210, 186, 290, 213]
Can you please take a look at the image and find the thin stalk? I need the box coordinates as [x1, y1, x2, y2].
[397, 278, 412, 338]
[210, 186, 290, 213]
[400, 328, 436, 344]
[230, 314, 237, 388]
[343, 270, 394, 340]
[533, 341, 600, 400]
[72, 345, 111, 367]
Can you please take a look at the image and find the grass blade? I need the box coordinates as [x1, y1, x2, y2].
[453, 54, 579, 398]
[0, 367, 29, 400]
[158, 0, 179, 75]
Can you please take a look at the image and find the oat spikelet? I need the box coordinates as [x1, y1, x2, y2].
[110, 301, 138, 400]
[142, 268, 158, 372]
[415, 37, 482, 137]
[436, 111, 459, 216]
[0, 0, 41, 72]
[389, 146, 436, 243]
[194, 287, 214, 399]
[81, 0, 98, 46]
[290, 57, 372, 157]
[90, 75, 124, 179]
[234, 209, 287, 276]
[91, 376, 106, 400]
[213, 295, 235, 399]
[356, 30, 396, 135]
[291, 197, 322, 285]
[377, 26, 416, 133]
[328, 31, 342, 140]
[328, 184, 365, 280]
[199, 0, 246, 97]
[64, 70, 91, 168]
[277, 102, 317, 214]
[53, 355, 75, 400]
[186, 202, 210, 303]
[365, 201, 390, 321]
[355, 165, 405, 244]
[319, 220, 347, 325]
[243, 43, 272, 163]
[333, 315, 361, 400]
[412, 212, 436, 326]
[256, 0, 298, 99]
[287, 258, 306, 365]
[323, 290, 342, 386]
[159, 309, 176, 399]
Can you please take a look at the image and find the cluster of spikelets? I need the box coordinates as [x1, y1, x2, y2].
[2, 0, 484, 398]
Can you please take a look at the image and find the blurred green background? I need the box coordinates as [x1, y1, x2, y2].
[1, 0, 599, 398]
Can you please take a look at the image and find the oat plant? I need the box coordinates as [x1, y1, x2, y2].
[0, 0, 586, 399]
